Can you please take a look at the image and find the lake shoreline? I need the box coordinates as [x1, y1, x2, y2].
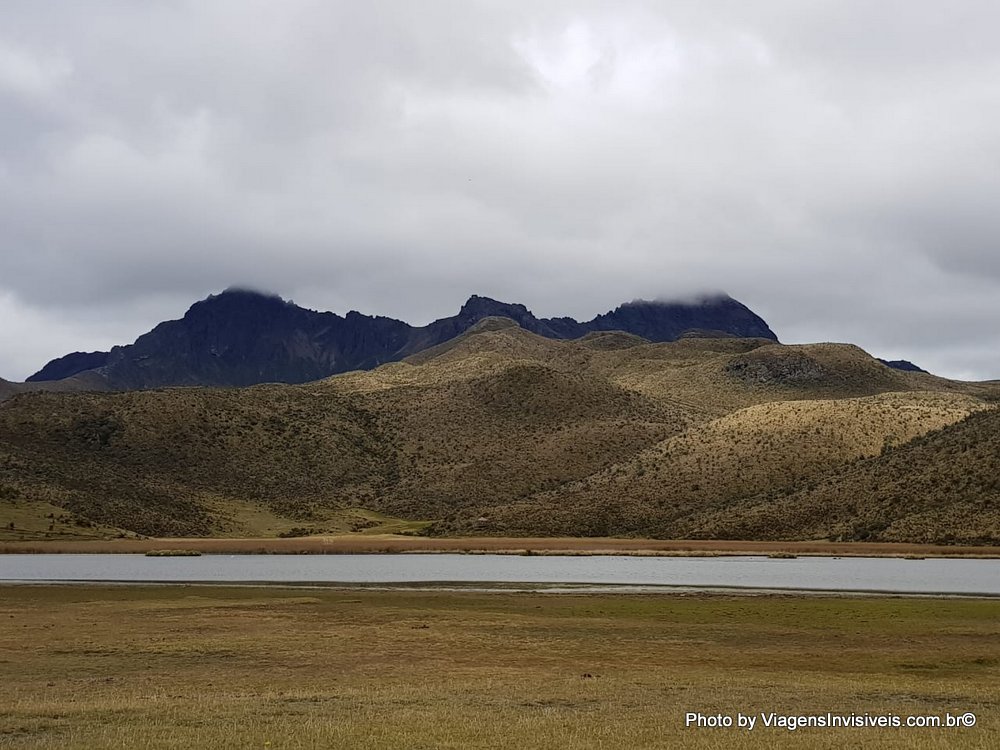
[1, 535, 998, 558]
[3, 552, 999, 596]
[3, 579, 1000, 599]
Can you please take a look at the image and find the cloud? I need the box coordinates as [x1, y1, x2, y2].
[0, 1, 998, 380]
[0, 290, 164, 380]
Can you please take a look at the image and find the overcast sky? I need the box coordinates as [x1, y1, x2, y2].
[1, 1, 998, 381]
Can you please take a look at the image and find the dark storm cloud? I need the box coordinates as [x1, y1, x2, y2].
[1, 1, 998, 380]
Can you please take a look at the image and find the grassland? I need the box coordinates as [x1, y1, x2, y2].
[0, 586, 997, 749]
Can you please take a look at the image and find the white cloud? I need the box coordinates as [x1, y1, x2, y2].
[0, 1, 998, 380]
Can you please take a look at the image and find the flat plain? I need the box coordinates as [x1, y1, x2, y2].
[1, 586, 997, 749]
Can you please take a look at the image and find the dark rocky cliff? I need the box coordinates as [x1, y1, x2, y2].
[27, 289, 778, 389]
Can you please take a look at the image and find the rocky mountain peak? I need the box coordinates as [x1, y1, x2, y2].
[24, 288, 780, 389]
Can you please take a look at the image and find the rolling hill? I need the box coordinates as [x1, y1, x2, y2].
[0, 386, 395, 537]
[695, 407, 1000, 544]
[1, 320, 996, 543]
[444, 391, 986, 537]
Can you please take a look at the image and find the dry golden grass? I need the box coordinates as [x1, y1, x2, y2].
[0, 586, 998, 749]
[714, 408, 1000, 545]
[2, 535, 999, 557]
[455, 392, 985, 538]
[345, 360, 688, 518]
[328, 329, 955, 416]
[0, 499, 131, 542]
[0, 386, 396, 536]
[593, 340, 918, 415]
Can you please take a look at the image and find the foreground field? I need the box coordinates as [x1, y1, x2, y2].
[0, 587, 997, 749]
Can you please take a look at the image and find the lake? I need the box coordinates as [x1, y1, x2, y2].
[1, 553, 998, 595]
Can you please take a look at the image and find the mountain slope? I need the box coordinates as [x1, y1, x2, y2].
[2, 322, 995, 544]
[316, 324, 695, 517]
[22, 288, 778, 391]
[442, 392, 984, 537]
[0, 379, 16, 402]
[26, 351, 110, 382]
[878, 358, 928, 374]
[0, 387, 394, 537]
[586, 297, 776, 340]
[0, 373, 110, 401]
[697, 408, 1000, 544]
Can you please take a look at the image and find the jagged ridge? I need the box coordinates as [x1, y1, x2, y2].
[26, 289, 778, 390]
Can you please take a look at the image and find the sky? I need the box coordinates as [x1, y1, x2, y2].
[1, 0, 999, 381]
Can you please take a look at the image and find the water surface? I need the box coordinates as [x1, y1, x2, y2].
[1, 554, 998, 595]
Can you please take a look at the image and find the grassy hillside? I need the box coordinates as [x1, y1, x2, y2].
[346, 363, 688, 518]
[0, 387, 396, 537]
[1, 322, 996, 543]
[698, 408, 1000, 544]
[436, 391, 985, 537]
[0, 372, 109, 403]
[322, 324, 696, 516]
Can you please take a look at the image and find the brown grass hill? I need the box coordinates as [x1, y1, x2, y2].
[0, 371, 109, 403]
[694, 407, 1000, 545]
[1, 321, 997, 543]
[0, 387, 394, 537]
[542, 336, 961, 416]
[0, 324, 687, 539]
[435, 391, 985, 537]
[321, 324, 693, 518]
[0, 379, 16, 402]
[0, 324, 694, 538]
[375, 322, 954, 417]
[327, 324, 986, 532]
[725, 343, 904, 392]
[575, 331, 649, 350]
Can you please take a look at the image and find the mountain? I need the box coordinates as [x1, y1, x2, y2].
[22, 288, 778, 390]
[37, 290, 416, 390]
[586, 297, 777, 340]
[26, 351, 110, 383]
[2, 321, 996, 543]
[878, 358, 928, 374]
